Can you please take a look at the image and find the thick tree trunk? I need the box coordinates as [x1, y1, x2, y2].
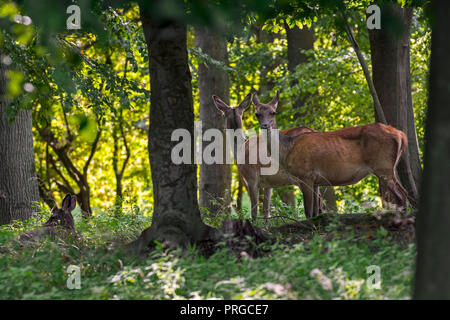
[0, 52, 40, 225]
[285, 23, 314, 112]
[78, 181, 91, 216]
[285, 24, 337, 212]
[414, 1, 450, 299]
[129, 8, 216, 252]
[195, 27, 231, 216]
[369, 5, 421, 207]
[405, 50, 422, 195]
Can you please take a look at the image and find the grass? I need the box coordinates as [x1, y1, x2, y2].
[0, 201, 415, 300]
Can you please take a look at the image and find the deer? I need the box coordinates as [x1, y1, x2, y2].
[212, 93, 318, 221]
[252, 91, 409, 218]
[18, 194, 79, 243]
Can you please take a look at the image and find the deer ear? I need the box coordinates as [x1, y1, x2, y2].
[270, 91, 280, 109]
[68, 195, 77, 212]
[238, 93, 252, 112]
[62, 194, 77, 212]
[252, 93, 261, 106]
[61, 194, 71, 211]
[212, 95, 229, 116]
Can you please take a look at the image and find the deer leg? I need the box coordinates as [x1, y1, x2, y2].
[378, 177, 393, 209]
[300, 183, 315, 219]
[262, 188, 273, 219]
[388, 170, 409, 210]
[390, 176, 408, 210]
[378, 174, 408, 211]
[247, 182, 259, 221]
[387, 180, 407, 210]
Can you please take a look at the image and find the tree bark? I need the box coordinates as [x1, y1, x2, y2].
[285, 23, 314, 112]
[195, 27, 231, 216]
[129, 7, 216, 252]
[0, 51, 40, 225]
[368, 4, 421, 207]
[414, 0, 450, 299]
[285, 23, 337, 212]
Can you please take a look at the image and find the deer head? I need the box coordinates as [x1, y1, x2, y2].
[252, 91, 279, 130]
[212, 93, 252, 130]
[17, 194, 78, 243]
[44, 194, 77, 231]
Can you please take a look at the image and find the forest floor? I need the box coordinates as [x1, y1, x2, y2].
[0, 204, 416, 300]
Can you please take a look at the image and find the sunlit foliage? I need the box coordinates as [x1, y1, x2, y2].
[0, 1, 429, 214]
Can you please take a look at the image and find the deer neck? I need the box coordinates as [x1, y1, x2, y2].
[265, 126, 293, 166]
[227, 108, 246, 162]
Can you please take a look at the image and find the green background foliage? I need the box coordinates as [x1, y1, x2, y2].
[0, 0, 428, 299]
[0, 1, 429, 214]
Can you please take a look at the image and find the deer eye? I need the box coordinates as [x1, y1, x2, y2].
[271, 112, 277, 115]
[255, 113, 261, 117]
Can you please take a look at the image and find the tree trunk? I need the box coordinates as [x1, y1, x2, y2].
[78, 181, 91, 217]
[253, 25, 277, 94]
[195, 27, 231, 216]
[414, 0, 450, 299]
[236, 173, 243, 213]
[368, 4, 421, 207]
[0, 51, 40, 225]
[285, 23, 314, 112]
[285, 23, 337, 212]
[129, 8, 216, 252]
[112, 59, 130, 209]
[112, 111, 130, 208]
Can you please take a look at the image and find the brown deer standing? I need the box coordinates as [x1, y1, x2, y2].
[212, 93, 317, 220]
[253, 91, 409, 218]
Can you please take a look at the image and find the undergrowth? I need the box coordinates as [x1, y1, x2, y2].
[0, 203, 415, 300]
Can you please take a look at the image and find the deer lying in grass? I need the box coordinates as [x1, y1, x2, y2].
[253, 91, 409, 218]
[18, 194, 78, 243]
[212, 93, 318, 220]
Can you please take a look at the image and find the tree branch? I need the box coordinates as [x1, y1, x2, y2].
[83, 115, 102, 176]
[59, 94, 73, 142]
[47, 152, 75, 193]
[339, 10, 387, 124]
